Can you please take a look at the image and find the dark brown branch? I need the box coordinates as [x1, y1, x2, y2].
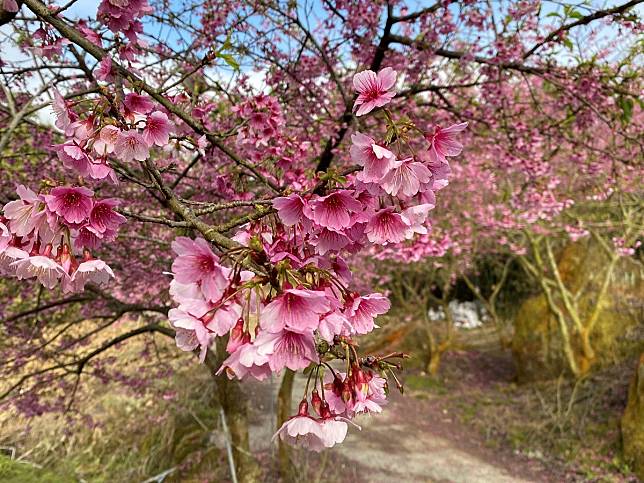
[391, 2, 442, 23]
[523, 0, 643, 59]
[2, 295, 93, 324]
[315, 3, 395, 172]
[388, 34, 546, 74]
[0, 323, 173, 400]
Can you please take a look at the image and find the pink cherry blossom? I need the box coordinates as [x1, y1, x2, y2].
[11, 256, 66, 289]
[168, 307, 211, 362]
[93, 125, 120, 155]
[3, 185, 47, 237]
[402, 203, 434, 236]
[308, 191, 362, 230]
[273, 405, 326, 452]
[171, 237, 230, 302]
[142, 111, 173, 147]
[317, 311, 351, 343]
[169, 279, 212, 317]
[352, 67, 397, 116]
[419, 152, 451, 191]
[74, 224, 104, 250]
[0, 246, 29, 274]
[345, 293, 390, 334]
[53, 142, 92, 177]
[255, 328, 318, 372]
[261, 288, 330, 333]
[273, 194, 306, 226]
[95, 57, 114, 82]
[350, 132, 395, 182]
[425, 122, 468, 163]
[217, 342, 271, 381]
[312, 227, 351, 255]
[89, 199, 126, 233]
[381, 157, 432, 198]
[365, 208, 410, 245]
[52, 90, 76, 134]
[71, 259, 115, 291]
[88, 161, 117, 182]
[114, 130, 149, 161]
[124, 93, 154, 114]
[0, 222, 10, 252]
[71, 117, 95, 142]
[318, 418, 349, 448]
[204, 303, 241, 336]
[172, 327, 200, 354]
[45, 186, 94, 224]
[352, 373, 388, 414]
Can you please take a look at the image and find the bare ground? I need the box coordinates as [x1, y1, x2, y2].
[244, 367, 560, 483]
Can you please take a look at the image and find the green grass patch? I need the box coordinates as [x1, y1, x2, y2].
[0, 455, 74, 483]
[404, 374, 448, 394]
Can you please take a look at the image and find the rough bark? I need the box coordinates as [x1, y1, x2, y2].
[206, 340, 261, 483]
[622, 354, 644, 479]
[277, 369, 295, 481]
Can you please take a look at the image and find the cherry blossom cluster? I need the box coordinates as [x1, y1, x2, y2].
[274, 361, 391, 450]
[273, 68, 466, 254]
[232, 93, 312, 176]
[97, 0, 152, 47]
[233, 93, 285, 150]
[167, 67, 467, 450]
[168, 231, 396, 449]
[0, 185, 124, 291]
[168, 231, 391, 369]
[31, 26, 70, 59]
[52, 90, 174, 180]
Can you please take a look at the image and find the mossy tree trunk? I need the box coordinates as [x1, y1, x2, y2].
[277, 369, 295, 481]
[622, 354, 644, 479]
[518, 223, 633, 380]
[205, 339, 261, 483]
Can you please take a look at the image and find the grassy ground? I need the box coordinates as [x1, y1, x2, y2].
[0, 330, 229, 482]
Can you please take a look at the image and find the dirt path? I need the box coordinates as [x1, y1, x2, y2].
[246, 374, 553, 483]
[331, 392, 546, 483]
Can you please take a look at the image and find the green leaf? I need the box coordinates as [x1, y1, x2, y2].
[617, 96, 634, 124]
[218, 53, 239, 71]
[562, 37, 574, 50]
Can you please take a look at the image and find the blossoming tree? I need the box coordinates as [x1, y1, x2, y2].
[1, 0, 641, 480]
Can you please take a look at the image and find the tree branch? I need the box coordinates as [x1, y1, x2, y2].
[523, 0, 643, 59]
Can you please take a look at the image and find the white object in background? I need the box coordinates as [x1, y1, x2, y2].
[427, 300, 487, 329]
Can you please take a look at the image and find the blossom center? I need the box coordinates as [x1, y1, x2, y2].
[199, 255, 215, 272]
[64, 193, 80, 206]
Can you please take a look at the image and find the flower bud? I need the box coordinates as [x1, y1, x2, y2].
[297, 399, 309, 417]
[332, 374, 344, 396]
[311, 389, 322, 416]
[341, 381, 353, 403]
[226, 318, 245, 353]
[351, 364, 366, 385]
[320, 401, 332, 419]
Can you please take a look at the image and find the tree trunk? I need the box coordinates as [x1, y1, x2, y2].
[428, 349, 442, 375]
[277, 369, 295, 481]
[425, 327, 437, 374]
[206, 340, 261, 483]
